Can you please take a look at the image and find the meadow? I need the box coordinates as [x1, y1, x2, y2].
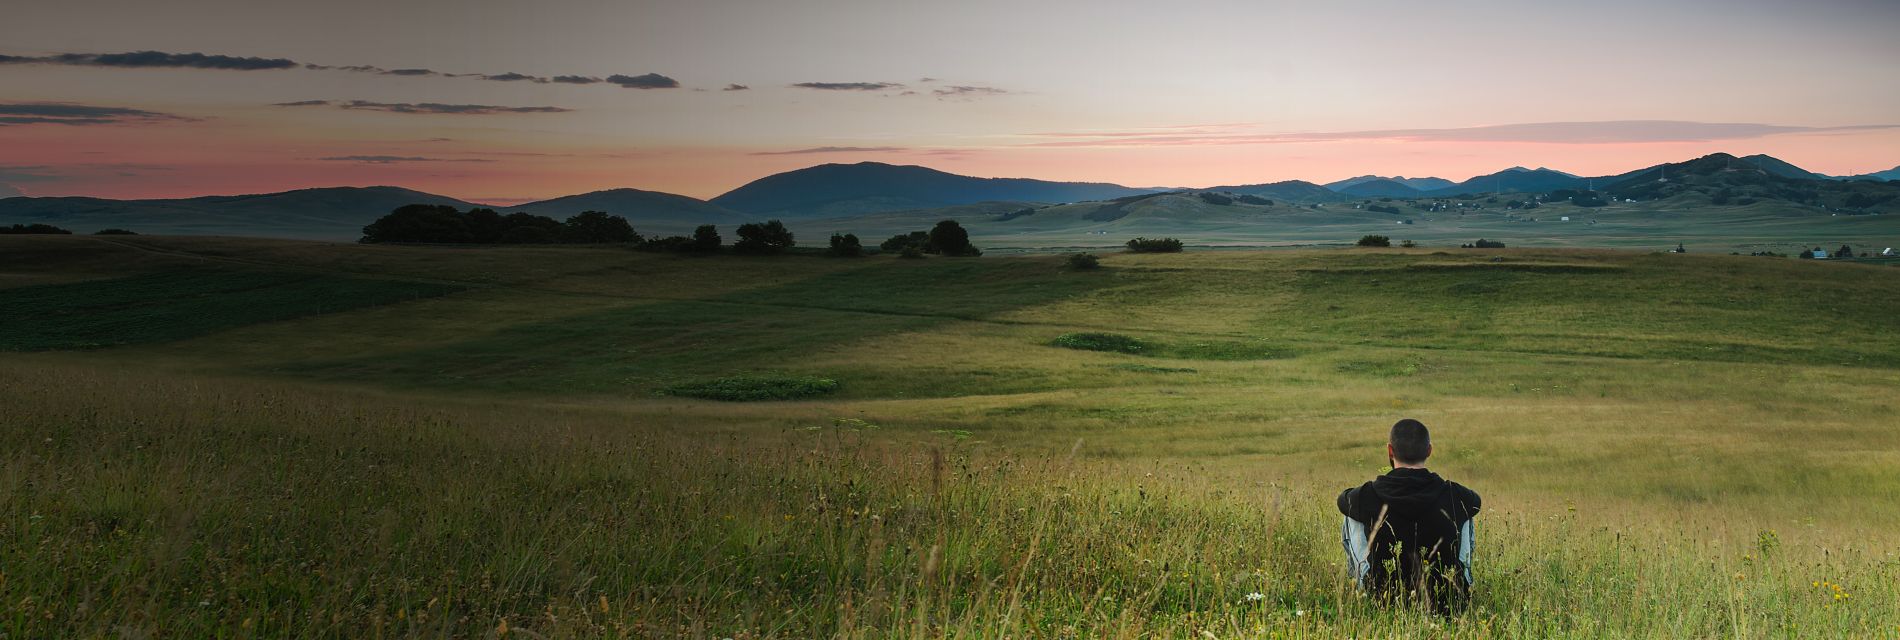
[2, 234, 1897, 638]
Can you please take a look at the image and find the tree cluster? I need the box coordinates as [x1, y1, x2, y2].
[1, 223, 72, 235]
[1356, 235, 1391, 247]
[733, 220, 796, 254]
[880, 220, 981, 257]
[360, 204, 638, 244]
[1462, 239, 1507, 248]
[1126, 237, 1185, 253]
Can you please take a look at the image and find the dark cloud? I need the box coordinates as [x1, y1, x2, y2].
[380, 68, 437, 76]
[272, 100, 571, 114]
[933, 85, 1010, 99]
[751, 146, 907, 155]
[607, 73, 680, 89]
[0, 50, 299, 70]
[551, 75, 601, 84]
[918, 77, 940, 83]
[0, 102, 190, 126]
[0, 165, 63, 183]
[317, 155, 494, 164]
[723, 84, 750, 91]
[482, 72, 544, 83]
[792, 82, 904, 91]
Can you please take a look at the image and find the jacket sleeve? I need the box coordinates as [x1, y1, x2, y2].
[1337, 487, 1357, 519]
[1455, 483, 1482, 519]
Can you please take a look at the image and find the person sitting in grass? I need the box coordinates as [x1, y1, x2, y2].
[1338, 418, 1482, 614]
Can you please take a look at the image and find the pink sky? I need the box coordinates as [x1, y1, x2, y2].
[3, 0, 1898, 202]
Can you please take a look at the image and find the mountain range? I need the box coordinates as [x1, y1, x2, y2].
[1, 155, 1894, 240]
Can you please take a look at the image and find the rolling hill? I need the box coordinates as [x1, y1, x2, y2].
[1335, 179, 1423, 198]
[507, 188, 748, 233]
[1425, 167, 1588, 196]
[708, 162, 1155, 218]
[1196, 180, 1344, 203]
[1323, 175, 1455, 192]
[0, 186, 479, 239]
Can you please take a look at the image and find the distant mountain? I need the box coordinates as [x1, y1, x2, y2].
[0, 186, 478, 239]
[509, 188, 746, 233]
[1840, 165, 1900, 182]
[1336, 179, 1423, 198]
[1600, 152, 1900, 213]
[1426, 167, 1586, 196]
[1324, 175, 1454, 192]
[1738, 154, 1829, 180]
[1198, 180, 1345, 203]
[708, 162, 1155, 218]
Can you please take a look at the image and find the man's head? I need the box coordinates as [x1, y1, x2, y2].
[1387, 418, 1431, 468]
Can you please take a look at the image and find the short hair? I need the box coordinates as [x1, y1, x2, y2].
[1389, 418, 1431, 464]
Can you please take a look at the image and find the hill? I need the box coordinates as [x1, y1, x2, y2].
[0, 186, 479, 239]
[508, 188, 747, 234]
[1739, 154, 1830, 180]
[1841, 165, 1900, 182]
[707, 162, 1154, 218]
[1197, 180, 1344, 203]
[1323, 175, 1454, 192]
[1426, 167, 1587, 196]
[1603, 152, 1900, 212]
[1335, 178, 1423, 198]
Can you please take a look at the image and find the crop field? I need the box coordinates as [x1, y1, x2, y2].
[2, 234, 1897, 638]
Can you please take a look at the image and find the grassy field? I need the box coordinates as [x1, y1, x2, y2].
[2, 234, 1898, 638]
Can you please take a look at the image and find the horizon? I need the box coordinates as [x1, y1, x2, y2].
[4, 0, 1899, 202]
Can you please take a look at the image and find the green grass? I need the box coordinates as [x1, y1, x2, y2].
[662, 375, 841, 401]
[0, 268, 462, 350]
[3, 236, 1900, 637]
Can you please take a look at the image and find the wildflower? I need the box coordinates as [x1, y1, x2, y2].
[1244, 592, 1266, 602]
[1295, 609, 1306, 617]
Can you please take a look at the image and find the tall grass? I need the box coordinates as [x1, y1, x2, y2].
[3, 364, 1893, 638]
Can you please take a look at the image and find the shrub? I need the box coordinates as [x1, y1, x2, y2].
[561, 211, 640, 244]
[661, 375, 840, 401]
[881, 231, 929, 252]
[898, 245, 925, 259]
[1357, 235, 1391, 247]
[733, 220, 795, 254]
[499, 225, 553, 244]
[637, 235, 694, 252]
[1052, 332, 1147, 354]
[92, 228, 137, 235]
[360, 204, 470, 243]
[1400, 239, 1417, 248]
[1066, 252, 1101, 270]
[1473, 238, 1506, 248]
[1197, 192, 1233, 206]
[827, 233, 863, 257]
[1125, 237, 1184, 253]
[926, 220, 981, 256]
[690, 225, 721, 252]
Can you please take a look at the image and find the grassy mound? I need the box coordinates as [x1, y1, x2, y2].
[661, 375, 840, 401]
[1052, 332, 1148, 353]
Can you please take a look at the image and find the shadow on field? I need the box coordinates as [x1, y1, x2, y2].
[274, 258, 1121, 395]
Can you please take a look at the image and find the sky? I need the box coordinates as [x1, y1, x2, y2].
[2, 0, 1898, 203]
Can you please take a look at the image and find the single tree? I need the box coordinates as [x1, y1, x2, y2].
[926, 220, 981, 256]
[561, 211, 639, 244]
[827, 232, 863, 257]
[690, 225, 722, 252]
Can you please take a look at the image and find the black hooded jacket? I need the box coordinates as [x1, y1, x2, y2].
[1338, 468, 1481, 611]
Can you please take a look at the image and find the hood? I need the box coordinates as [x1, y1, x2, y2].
[1369, 468, 1452, 517]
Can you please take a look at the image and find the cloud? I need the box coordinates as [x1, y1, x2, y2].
[551, 75, 601, 84]
[1020, 120, 1900, 148]
[918, 77, 940, 83]
[933, 85, 1009, 99]
[0, 50, 298, 70]
[607, 73, 680, 89]
[482, 72, 543, 83]
[380, 68, 438, 76]
[723, 84, 750, 91]
[792, 82, 904, 91]
[0, 165, 64, 183]
[316, 155, 494, 164]
[0, 102, 191, 126]
[275, 100, 571, 115]
[751, 146, 907, 156]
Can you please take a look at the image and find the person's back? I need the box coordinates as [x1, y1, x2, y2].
[1338, 418, 1481, 614]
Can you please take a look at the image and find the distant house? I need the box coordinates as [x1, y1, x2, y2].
[1811, 247, 1830, 259]
[1560, 216, 1570, 221]
[1884, 247, 1896, 257]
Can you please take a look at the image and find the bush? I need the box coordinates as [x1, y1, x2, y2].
[827, 233, 863, 257]
[661, 376, 840, 401]
[1197, 192, 1233, 206]
[690, 225, 721, 252]
[561, 211, 640, 244]
[1400, 239, 1417, 248]
[1052, 332, 1147, 354]
[1066, 252, 1101, 270]
[898, 245, 925, 259]
[1357, 235, 1391, 247]
[1125, 237, 1184, 253]
[92, 228, 137, 235]
[637, 235, 694, 252]
[926, 220, 981, 256]
[1472, 239, 1506, 249]
[733, 220, 795, 254]
[881, 231, 929, 252]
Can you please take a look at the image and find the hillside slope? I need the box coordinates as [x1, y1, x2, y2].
[0, 186, 479, 239]
[709, 162, 1154, 218]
